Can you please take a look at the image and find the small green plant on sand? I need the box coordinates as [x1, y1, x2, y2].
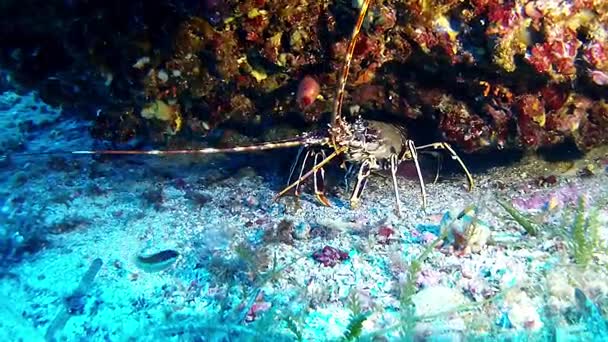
[496, 199, 539, 236]
[497, 195, 608, 268]
[560, 196, 607, 267]
[396, 211, 454, 340]
[341, 313, 369, 342]
[283, 315, 304, 342]
[339, 290, 370, 341]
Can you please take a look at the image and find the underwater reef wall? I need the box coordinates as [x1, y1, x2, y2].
[1, 0, 608, 153]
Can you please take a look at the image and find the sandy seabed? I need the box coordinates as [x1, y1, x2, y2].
[1, 91, 607, 341]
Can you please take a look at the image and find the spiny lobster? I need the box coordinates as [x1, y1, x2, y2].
[7, 0, 474, 216]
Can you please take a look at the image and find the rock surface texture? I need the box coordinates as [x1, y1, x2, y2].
[1, 0, 607, 152]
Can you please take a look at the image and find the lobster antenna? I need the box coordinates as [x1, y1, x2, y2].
[3, 139, 321, 159]
[330, 0, 372, 129]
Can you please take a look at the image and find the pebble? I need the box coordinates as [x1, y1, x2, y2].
[293, 221, 311, 240]
[502, 288, 543, 331]
[412, 286, 469, 317]
[135, 249, 179, 273]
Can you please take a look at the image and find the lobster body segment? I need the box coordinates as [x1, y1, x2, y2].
[278, 117, 475, 215]
[341, 119, 410, 165]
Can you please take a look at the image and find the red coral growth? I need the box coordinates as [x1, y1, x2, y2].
[312, 246, 349, 267]
[483, 103, 510, 149]
[354, 35, 377, 58]
[486, 3, 519, 34]
[372, 4, 396, 34]
[515, 95, 546, 148]
[582, 39, 608, 69]
[515, 92, 601, 150]
[407, 27, 462, 64]
[436, 32, 462, 64]
[567, 98, 606, 150]
[377, 226, 395, 245]
[526, 28, 581, 79]
[540, 86, 568, 112]
[351, 84, 385, 110]
[438, 97, 494, 152]
[547, 96, 590, 133]
[545, 96, 591, 147]
[469, 0, 491, 16]
[409, 26, 440, 53]
[572, 0, 600, 10]
[527, 44, 553, 74]
[582, 38, 608, 85]
[242, 12, 269, 44]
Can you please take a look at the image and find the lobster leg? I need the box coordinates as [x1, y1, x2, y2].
[350, 160, 372, 208]
[343, 163, 356, 193]
[419, 150, 443, 184]
[415, 142, 474, 191]
[287, 146, 305, 186]
[389, 154, 403, 216]
[291, 148, 313, 197]
[274, 148, 344, 202]
[432, 152, 443, 184]
[407, 140, 428, 209]
[286, 148, 330, 206]
[313, 150, 331, 206]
